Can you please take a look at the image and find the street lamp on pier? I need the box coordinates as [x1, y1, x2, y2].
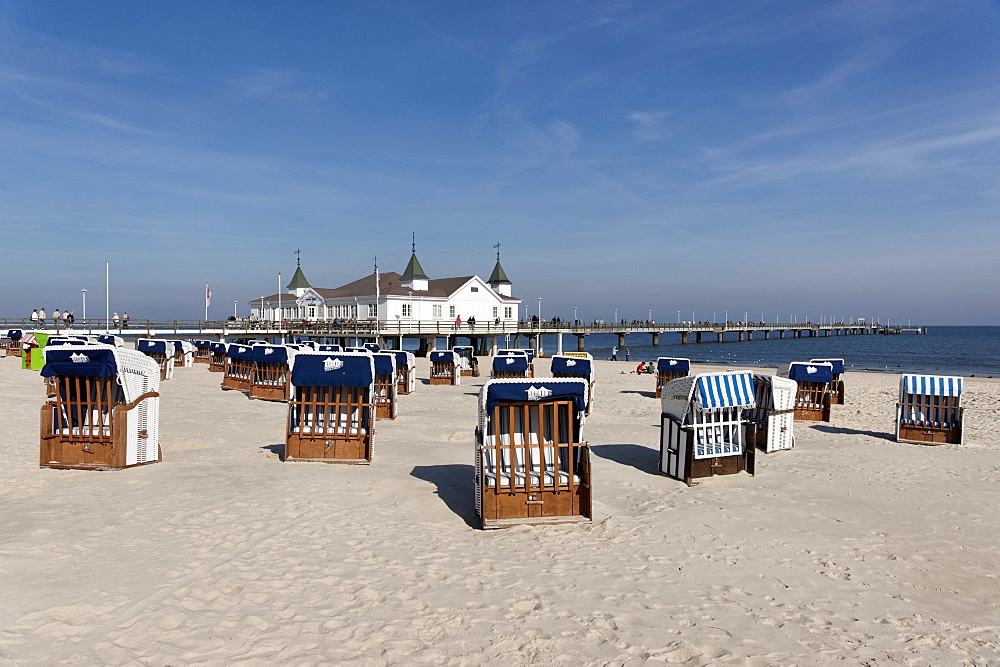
[234, 300, 238, 317]
[573, 306, 577, 322]
[81, 289, 87, 320]
[538, 298, 542, 323]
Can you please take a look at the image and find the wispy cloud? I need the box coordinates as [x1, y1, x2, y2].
[626, 111, 672, 140]
[229, 68, 327, 103]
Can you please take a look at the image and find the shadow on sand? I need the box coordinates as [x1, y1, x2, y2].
[410, 464, 479, 528]
[590, 443, 660, 475]
[619, 390, 657, 399]
[810, 425, 895, 441]
[261, 443, 285, 460]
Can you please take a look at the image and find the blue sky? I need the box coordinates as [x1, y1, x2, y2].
[2, 1, 998, 324]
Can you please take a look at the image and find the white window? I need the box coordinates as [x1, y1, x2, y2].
[504, 307, 512, 318]
[368, 303, 378, 318]
[449, 305, 456, 318]
[402, 303, 412, 317]
[308, 307, 316, 318]
[492, 307, 498, 318]
[432, 305, 442, 318]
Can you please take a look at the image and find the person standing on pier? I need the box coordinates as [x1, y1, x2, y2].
[31, 309, 38, 322]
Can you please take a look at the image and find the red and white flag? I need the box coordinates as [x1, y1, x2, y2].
[205, 285, 212, 307]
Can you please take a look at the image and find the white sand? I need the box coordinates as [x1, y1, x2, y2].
[0, 357, 998, 664]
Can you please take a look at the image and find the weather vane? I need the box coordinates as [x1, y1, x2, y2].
[294, 248, 302, 266]
[411, 231, 416, 254]
[493, 241, 501, 261]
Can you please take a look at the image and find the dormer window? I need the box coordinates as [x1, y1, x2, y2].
[471, 287, 479, 292]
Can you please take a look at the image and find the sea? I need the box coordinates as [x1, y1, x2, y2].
[480, 326, 1000, 378]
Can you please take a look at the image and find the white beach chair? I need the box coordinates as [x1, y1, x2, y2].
[746, 374, 797, 453]
[40, 345, 161, 470]
[372, 352, 398, 420]
[136, 339, 174, 380]
[655, 357, 690, 398]
[453, 346, 479, 377]
[475, 378, 591, 529]
[659, 371, 756, 485]
[896, 375, 964, 445]
[286, 352, 375, 464]
[429, 350, 461, 385]
[170, 340, 196, 368]
[390, 350, 416, 395]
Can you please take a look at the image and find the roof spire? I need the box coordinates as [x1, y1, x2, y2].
[411, 232, 416, 255]
[494, 241, 501, 262]
[488, 242, 511, 286]
[294, 248, 302, 266]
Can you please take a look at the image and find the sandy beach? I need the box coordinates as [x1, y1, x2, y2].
[1, 355, 998, 664]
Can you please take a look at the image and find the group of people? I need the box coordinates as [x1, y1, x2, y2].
[30, 308, 74, 325]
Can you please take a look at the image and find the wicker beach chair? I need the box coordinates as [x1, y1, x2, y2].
[659, 371, 756, 485]
[192, 340, 213, 364]
[746, 374, 797, 453]
[492, 353, 530, 379]
[429, 350, 461, 385]
[810, 358, 846, 404]
[136, 339, 174, 380]
[5, 330, 23, 356]
[372, 352, 398, 420]
[655, 357, 690, 398]
[40, 345, 161, 470]
[221, 343, 254, 392]
[475, 378, 592, 529]
[208, 342, 228, 372]
[782, 362, 834, 422]
[391, 350, 416, 395]
[550, 354, 595, 414]
[249, 344, 295, 401]
[896, 375, 964, 445]
[453, 346, 479, 377]
[285, 352, 375, 464]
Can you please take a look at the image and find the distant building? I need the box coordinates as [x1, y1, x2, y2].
[250, 247, 520, 324]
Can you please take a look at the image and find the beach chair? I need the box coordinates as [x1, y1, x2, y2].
[192, 340, 213, 364]
[286, 352, 375, 464]
[317, 344, 342, 352]
[45, 337, 89, 347]
[550, 354, 595, 414]
[221, 343, 254, 392]
[136, 339, 174, 380]
[492, 354, 530, 379]
[783, 362, 834, 422]
[249, 344, 295, 401]
[810, 358, 846, 404]
[659, 371, 756, 485]
[453, 346, 479, 377]
[372, 352, 398, 420]
[96, 335, 125, 347]
[171, 340, 196, 368]
[655, 357, 690, 398]
[208, 342, 228, 372]
[746, 374, 797, 453]
[896, 375, 964, 445]
[429, 350, 461, 385]
[475, 378, 592, 529]
[364, 343, 380, 353]
[345, 346, 368, 353]
[391, 350, 416, 395]
[40, 345, 161, 470]
[5, 330, 23, 356]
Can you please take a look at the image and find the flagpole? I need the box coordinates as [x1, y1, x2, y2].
[105, 260, 109, 331]
[205, 283, 209, 321]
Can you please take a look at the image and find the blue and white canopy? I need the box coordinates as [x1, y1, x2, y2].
[226, 344, 254, 361]
[787, 362, 834, 384]
[550, 356, 592, 377]
[193, 339, 213, 348]
[694, 372, 756, 409]
[291, 353, 374, 388]
[373, 352, 396, 376]
[493, 355, 528, 372]
[316, 344, 342, 352]
[485, 379, 587, 413]
[364, 343, 380, 352]
[345, 347, 368, 353]
[47, 337, 87, 346]
[657, 357, 691, 373]
[138, 339, 168, 354]
[390, 350, 413, 369]
[496, 349, 528, 358]
[251, 345, 289, 364]
[96, 335, 119, 345]
[41, 347, 118, 378]
[430, 350, 457, 363]
[453, 345, 474, 356]
[810, 358, 845, 374]
[902, 375, 963, 397]
[7, 329, 22, 339]
[209, 342, 228, 355]
[522, 349, 536, 361]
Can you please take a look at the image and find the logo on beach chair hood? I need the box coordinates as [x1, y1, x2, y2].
[526, 385, 553, 401]
[505, 358, 515, 365]
[264, 348, 273, 355]
[806, 365, 818, 374]
[669, 360, 678, 366]
[565, 359, 576, 366]
[323, 356, 344, 371]
[70, 353, 90, 363]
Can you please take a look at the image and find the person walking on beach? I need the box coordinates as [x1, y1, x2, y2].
[625, 347, 630, 361]
[611, 346, 618, 361]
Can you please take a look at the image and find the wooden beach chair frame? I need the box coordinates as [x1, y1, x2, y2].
[655, 357, 690, 398]
[810, 358, 846, 405]
[746, 374, 797, 453]
[429, 350, 461, 385]
[40, 345, 161, 470]
[5, 330, 23, 357]
[285, 352, 375, 464]
[391, 350, 415, 395]
[136, 339, 174, 381]
[372, 352, 398, 420]
[491, 353, 530, 379]
[475, 378, 592, 529]
[783, 362, 834, 422]
[659, 371, 756, 486]
[249, 344, 294, 401]
[453, 346, 479, 377]
[550, 354, 595, 415]
[221, 344, 254, 392]
[896, 375, 964, 445]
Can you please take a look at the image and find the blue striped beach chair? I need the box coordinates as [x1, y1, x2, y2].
[286, 352, 375, 464]
[475, 378, 591, 529]
[896, 375, 963, 445]
[655, 357, 690, 398]
[659, 371, 756, 485]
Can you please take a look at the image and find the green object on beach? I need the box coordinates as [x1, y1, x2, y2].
[21, 332, 50, 371]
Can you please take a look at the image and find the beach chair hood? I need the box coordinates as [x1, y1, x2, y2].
[291, 352, 375, 388]
[430, 350, 458, 363]
[7, 329, 22, 339]
[250, 345, 291, 364]
[138, 339, 169, 354]
[810, 358, 845, 374]
[493, 355, 529, 373]
[482, 378, 589, 414]
[372, 352, 396, 376]
[551, 355, 593, 377]
[42, 347, 118, 378]
[656, 357, 691, 373]
[787, 362, 835, 384]
[390, 350, 414, 369]
[661, 371, 756, 420]
[902, 375, 962, 396]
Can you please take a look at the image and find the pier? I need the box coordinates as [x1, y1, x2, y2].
[2, 317, 885, 356]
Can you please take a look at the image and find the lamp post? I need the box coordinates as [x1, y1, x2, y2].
[677, 310, 680, 324]
[81, 289, 87, 320]
[648, 309, 652, 324]
[574, 306, 578, 323]
[234, 300, 238, 318]
[614, 308, 618, 324]
[713, 311, 716, 324]
[538, 298, 542, 323]
[105, 260, 109, 331]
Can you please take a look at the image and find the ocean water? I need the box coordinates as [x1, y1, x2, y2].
[515, 326, 999, 377]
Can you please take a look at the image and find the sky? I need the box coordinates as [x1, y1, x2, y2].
[1, 1, 998, 325]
